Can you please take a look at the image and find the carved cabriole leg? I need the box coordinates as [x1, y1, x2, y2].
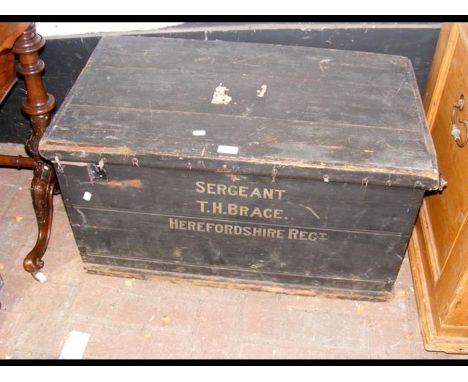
[24, 162, 56, 274]
[12, 23, 56, 277]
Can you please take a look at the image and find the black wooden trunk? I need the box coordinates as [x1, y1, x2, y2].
[40, 36, 439, 299]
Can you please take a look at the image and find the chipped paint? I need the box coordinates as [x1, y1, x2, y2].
[192, 130, 206, 136]
[303, 205, 320, 220]
[97, 158, 105, 171]
[217, 145, 239, 155]
[211, 83, 232, 105]
[271, 166, 278, 183]
[75, 208, 87, 225]
[256, 84, 267, 97]
[41, 140, 134, 156]
[319, 58, 332, 73]
[228, 173, 241, 182]
[84, 264, 394, 301]
[104, 179, 143, 189]
[42, 140, 440, 189]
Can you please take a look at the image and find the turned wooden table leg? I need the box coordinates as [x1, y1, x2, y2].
[12, 23, 56, 279]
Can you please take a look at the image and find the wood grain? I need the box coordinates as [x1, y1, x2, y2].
[84, 262, 393, 301]
[43, 35, 437, 299]
[0, 22, 29, 104]
[423, 24, 460, 128]
[54, 162, 420, 296]
[408, 22, 468, 354]
[0, 22, 30, 51]
[41, 36, 439, 190]
[0, 51, 15, 104]
[0, 23, 58, 277]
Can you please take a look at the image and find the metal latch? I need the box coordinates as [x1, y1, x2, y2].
[451, 94, 468, 148]
[87, 158, 107, 183]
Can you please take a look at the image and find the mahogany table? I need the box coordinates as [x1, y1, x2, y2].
[0, 22, 57, 282]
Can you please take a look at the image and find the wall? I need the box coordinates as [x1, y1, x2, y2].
[36, 22, 183, 38]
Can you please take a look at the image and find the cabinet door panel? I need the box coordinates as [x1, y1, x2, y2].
[408, 23, 468, 353]
[425, 27, 468, 273]
[441, 220, 468, 327]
